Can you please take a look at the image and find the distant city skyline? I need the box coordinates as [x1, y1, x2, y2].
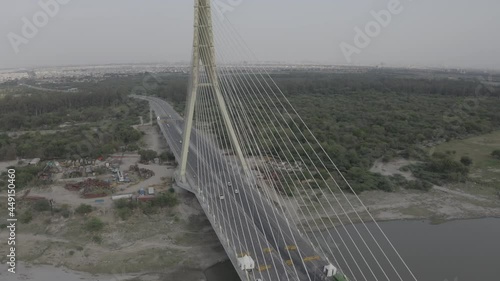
[1, 0, 499, 70]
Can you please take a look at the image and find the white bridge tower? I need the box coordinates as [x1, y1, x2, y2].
[179, 0, 249, 182]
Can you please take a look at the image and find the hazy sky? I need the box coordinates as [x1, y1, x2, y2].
[1, 0, 499, 70]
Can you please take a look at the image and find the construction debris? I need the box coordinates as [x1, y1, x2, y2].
[65, 178, 114, 198]
[129, 164, 155, 179]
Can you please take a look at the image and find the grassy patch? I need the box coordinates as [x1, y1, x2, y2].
[78, 248, 183, 274]
[431, 131, 500, 195]
[432, 130, 500, 172]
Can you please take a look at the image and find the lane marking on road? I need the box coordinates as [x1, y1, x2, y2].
[258, 264, 272, 272]
[263, 247, 273, 253]
[303, 256, 320, 262]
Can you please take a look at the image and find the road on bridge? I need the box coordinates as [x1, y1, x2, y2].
[133, 95, 336, 281]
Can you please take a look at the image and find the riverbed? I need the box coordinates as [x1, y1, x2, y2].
[206, 218, 500, 281]
[1, 218, 498, 281]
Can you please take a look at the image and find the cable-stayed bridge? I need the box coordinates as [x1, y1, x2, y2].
[133, 1, 418, 280]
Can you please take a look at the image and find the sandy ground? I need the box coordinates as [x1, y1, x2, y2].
[0, 262, 136, 281]
[0, 124, 226, 281]
[2, 128, 498, 280]
[0, 159, 17, 172]
[370, 158, 418, 180]
[289, 159, 500, 231]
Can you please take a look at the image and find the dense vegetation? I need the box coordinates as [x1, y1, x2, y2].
[0, 76, 150, 161]
[148, 70, 500, 193]
[271, 72, 500, 192]
[2, 69, 499, 193]
[113, 192, 179, 220]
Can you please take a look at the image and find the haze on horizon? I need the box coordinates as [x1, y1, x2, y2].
[0, 0, 499, 70]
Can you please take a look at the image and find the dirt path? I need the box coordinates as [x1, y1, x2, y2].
[369, 158, 418, 180]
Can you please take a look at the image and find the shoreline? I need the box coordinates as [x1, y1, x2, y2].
[4, 216, 499, 281]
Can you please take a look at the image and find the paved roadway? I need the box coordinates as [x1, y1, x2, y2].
[132, 95, 335, 281]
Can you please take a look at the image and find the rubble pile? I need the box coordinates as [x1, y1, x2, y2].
[129, 165, 155, 179]
[65, 178, 113, 198]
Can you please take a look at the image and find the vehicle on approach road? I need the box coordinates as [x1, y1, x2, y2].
[227, 181, 232, 187]
[234, 189, 239, 194]
[219, 194, 225, 200]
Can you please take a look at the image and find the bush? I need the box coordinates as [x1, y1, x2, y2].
[33, 200, 51, 212]
[20, 211, 33, 223]
[139, 149, 158, 163]
[58, 204, 71, 218]
[410, 153, 469, 186]
[61, 209, 71, 218]
[91, 235, 103, 244]
[460, 156, 473, 166]
[139, 202, 158, 215]
[75, 204, 93, 215]
[127, 143, 140, 151]
[113, 198, 134, 209]
[113, 198, 136, 220]
[159, 151, 176, 162]
[116, 207, 133, 220]
[84, 217, 104, 232]
[492, 150, 500, 160]
[152, 192, 179, 208]
[406, 180, 433, 191]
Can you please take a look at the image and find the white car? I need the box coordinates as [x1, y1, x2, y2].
[227, 181, 232, 187]
[179, 140, 183, 144]
[234, 189, 239, 194]
[219, 194, 225, 200]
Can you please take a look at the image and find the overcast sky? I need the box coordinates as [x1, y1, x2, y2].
[0, 0, 499, 70]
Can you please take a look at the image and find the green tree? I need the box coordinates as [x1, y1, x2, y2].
[84, 217, 104, 232]
[20, 211, 33, 223]
[139, 149, 158, 162]
[492, 150, 500, 160]
[75, 204, 93, 215]
[159, 151, 175, 162]
[460, 156, 473, 167]
[33, 200, 51, 212]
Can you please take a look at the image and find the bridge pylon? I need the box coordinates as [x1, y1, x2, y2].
[179, 0, 250, 183]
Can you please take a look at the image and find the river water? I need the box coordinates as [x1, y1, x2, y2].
[206, 218, 500, 281]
